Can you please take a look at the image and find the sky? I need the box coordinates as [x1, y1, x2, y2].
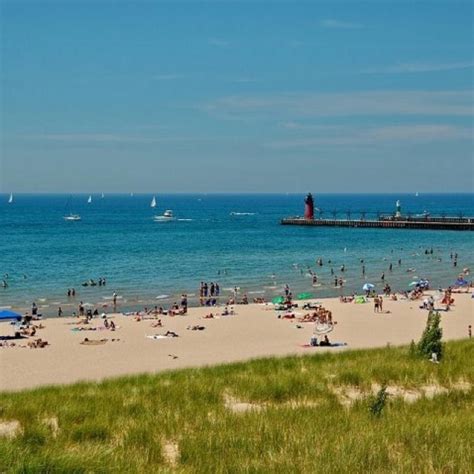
[0, 0, 473, 193]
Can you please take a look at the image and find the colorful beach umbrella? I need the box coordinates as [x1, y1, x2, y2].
[297, 292, 313, 300]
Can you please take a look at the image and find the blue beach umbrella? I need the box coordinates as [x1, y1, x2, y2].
[362, 283, 375, 291]
[0, 309, 22, 322]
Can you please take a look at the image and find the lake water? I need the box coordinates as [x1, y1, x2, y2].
[1, 193, 473, 315]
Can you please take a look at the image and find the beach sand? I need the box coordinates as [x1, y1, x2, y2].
[1, 293, 472, 392]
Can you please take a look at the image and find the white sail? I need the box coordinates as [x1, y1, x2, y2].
[130, 192, 134, 197]
[8, 193, 13, 204]
[150, 196, 157, 208]
[101, 192, 105, 199]
[87, 195, 92, 203]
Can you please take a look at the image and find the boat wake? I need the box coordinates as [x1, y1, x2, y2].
[230, 212, 256, 216]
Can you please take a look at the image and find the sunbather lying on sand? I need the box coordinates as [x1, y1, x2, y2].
[187, 325, 205, 331]
[27, 338, 49, 348]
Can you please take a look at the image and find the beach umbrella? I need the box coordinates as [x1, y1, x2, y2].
[362, 283, 375, 291]
[272, 296, 285, 304]
[297, 292, 313, 300]
[0, 309, 22, 322]
[409, 281, 419, 287]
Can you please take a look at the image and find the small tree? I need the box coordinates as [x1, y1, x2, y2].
[417, 311, 443, 360]
[369, 384, 388, 417]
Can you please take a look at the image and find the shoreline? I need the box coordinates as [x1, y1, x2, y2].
[1, 292, 472, 393]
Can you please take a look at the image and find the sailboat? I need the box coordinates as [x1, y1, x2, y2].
[101, 192, 105, 199]
[87, 195, 92, 204]
[415, 192, 419, 197]
[64, 196, 81, 221]
[8, 193, 13, 204]
[150, 196, 157, 208]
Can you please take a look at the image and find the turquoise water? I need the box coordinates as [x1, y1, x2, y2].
[0, 193, 473, 315]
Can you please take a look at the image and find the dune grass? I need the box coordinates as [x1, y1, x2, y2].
[0, 340, 473, 473]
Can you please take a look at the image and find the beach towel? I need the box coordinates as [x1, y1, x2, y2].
[146, 335, 168, 340]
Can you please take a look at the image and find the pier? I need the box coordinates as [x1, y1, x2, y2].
[281, 194, 474, 231]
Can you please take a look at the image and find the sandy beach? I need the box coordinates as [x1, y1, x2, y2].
[1, 292, 472, 392]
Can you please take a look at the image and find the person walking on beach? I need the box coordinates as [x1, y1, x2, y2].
[113, 292, 117, 307]
[374, 296, 380, 313]
[379, 296, 383, 313]
[58, 306, 63, 317]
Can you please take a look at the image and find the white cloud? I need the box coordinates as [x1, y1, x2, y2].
[321, 19, 363, 29]
[267, 124, 472, 149]
[23, 134, 214, 145]
[363, 61, 474, 74]
[204, 90, 473, 119]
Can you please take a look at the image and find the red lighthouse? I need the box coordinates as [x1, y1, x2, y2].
[304, 193, 314, 220]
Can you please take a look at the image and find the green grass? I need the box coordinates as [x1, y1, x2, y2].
[0, 340, 473, 473]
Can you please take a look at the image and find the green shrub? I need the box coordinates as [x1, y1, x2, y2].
[369, 384, 388, 417]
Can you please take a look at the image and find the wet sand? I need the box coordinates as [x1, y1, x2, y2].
[1, 292, 472, 392]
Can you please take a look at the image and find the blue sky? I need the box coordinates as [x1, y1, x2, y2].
[1, 0, 472, 193]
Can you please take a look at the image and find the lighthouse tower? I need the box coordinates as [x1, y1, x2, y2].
[304, 193, 314, 220]
[395, 200, 402, 218]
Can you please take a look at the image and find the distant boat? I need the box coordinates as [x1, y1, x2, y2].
[64, 196, 81, 221]
[154, 210, 175, 222]
[101, 192, 105, 199]
[64, 214, 81, 221]
[130, 192, 134, 197]
[87, 195, 92, 204]
[150, 196, 157, 208]
[415, 192, 419, 197]
[8, 193, 13, 204]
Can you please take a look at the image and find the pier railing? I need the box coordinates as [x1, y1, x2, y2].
[281, 216, 474, 231]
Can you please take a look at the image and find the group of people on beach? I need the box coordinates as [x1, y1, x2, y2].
[199, 281, 220, 306]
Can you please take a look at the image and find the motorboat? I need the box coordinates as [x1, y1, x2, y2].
[154, 210, 174, 222]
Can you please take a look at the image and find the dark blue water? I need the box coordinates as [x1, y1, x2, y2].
[1, 193, 473, 314]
